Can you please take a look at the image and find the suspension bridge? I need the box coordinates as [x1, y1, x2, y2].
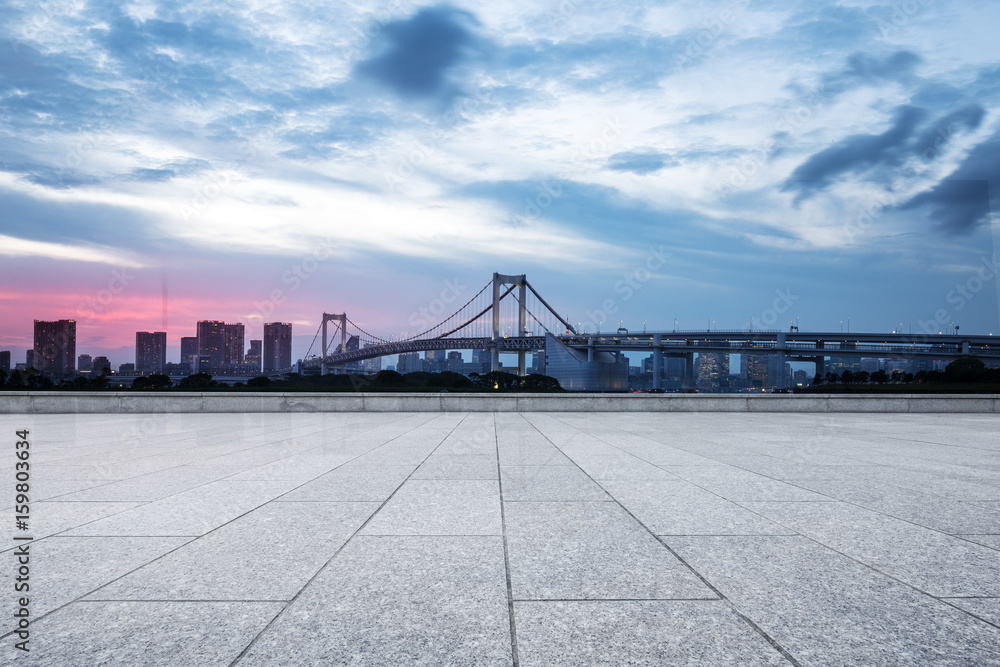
[293, 272, 1000, 390]
[300, 273, 575, 376]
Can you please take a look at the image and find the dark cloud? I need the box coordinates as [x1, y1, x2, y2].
[911, 105, 985, 161]
[900, 133, 1000, 235]
[783, 105, 925, 198]
[607, 151, 677, 174]
[353, 5, 481, 102]
[0, 186, 168, 252]
[821, 50, 922, 97]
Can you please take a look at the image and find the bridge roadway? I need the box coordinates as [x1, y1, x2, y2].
[305, 329, 1000, 372]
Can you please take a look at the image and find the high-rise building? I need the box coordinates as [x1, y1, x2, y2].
[224, 323, 245, 367]
[396, 352, 420, 373]
[25, 349, 35, 369]
[742, 354, 769, 388]
[263, 322, 292, 372]
[196, 321, 227, 371]
[446, 351, 464, 373]
[426, 350, 446, 372]
[0, 350, 10, 373]
[78, 354, 93, 372]
[361, 343, 381, 373]
[696, 352, 729, 388]
[246, 340, 262, 372]
[118, 362, 135, 373]
[180, 337, 199, 366]
[93, 356, 111, 373]
[34, 319, 76, 376]
[136, 331, 167, 373]
[472, 348, 491, 374]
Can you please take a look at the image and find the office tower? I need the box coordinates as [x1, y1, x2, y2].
[664, 357, 686, 380]
[180, 337, 199, 366]
[33, 319, 76, 376]
[25, 350, 35, 369]
[224, 323, 245, 367]
[246, 340, 262, 372]
[742, 354, 769, 388]
[472, 348, 491, 373]
[396, 352, 420, 373]
[118, 362, 135, 373]
[196, 321, 227, 371]
[361, 343, 381, 373]
[136, 331, 167, 373]
[426, 350, 446, 372]
[78, 354, 93, 372]
[446, 351, 464, 373]
[93, 356, 111, 373]
[827, 357, 862, 375]
[263, 322, 292, 372]
[0, 350, 10, 373]
[695, 352, 729, 388]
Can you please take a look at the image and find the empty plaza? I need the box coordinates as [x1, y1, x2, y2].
[3, 410, 1000, 665]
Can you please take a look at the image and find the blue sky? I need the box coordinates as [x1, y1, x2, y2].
[2, 0, 1000, 365]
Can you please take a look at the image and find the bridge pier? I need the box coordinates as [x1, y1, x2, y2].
[652, 334, 662, 390]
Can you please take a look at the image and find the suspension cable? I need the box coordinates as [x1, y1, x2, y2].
[303, 320, 334, 360]
[435, 285, 516, 339]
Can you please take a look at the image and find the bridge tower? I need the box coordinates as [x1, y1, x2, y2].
[492, 273, 528, 375]
[321, 313, 347, 375]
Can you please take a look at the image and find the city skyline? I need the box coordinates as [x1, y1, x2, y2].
[2, 2, 1000, 367]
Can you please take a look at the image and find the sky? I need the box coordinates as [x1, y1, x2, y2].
[2, 0, 1000, 367]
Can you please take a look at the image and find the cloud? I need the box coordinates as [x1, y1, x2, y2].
[783, 105, 925, 198]
[900, 132, 1000, 234]
[911, 104, 985, 161]
[607, 151, 677, 174]
[820, 50, 923, 97]
[353, 5, 482, 103]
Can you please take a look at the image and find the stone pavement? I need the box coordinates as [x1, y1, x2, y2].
[2, 411, 1000, 666]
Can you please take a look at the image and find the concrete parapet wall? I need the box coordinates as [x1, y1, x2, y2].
[1, 392, 999, 413]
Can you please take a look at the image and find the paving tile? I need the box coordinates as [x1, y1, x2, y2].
[668, 535, 1000, 666]
[501, 466, 609, 501]
[504, 502, 713, 600]
[224, 453, 358, 481]
[2, 501, 143, 549]
[791, 478, 1000, 534]
[8, 601, 283, 666]
[90, 502, 378, 601]
[497, 442, 573, 466]
[664, 466, 830, 501]
[0, 536, 191, 619]
[237, 536, 512, 666]
[945, 598, 1000, 626]
[411, 458, 498, 480]
[53, 464, 249, 502]
[710, 455, 857, 481]
[570, 455, 676, 481]
[276, 464, 415, 502]
[601, 480, 794, 536]
[742, 501, 1000, 597]
[62, 481, 297, 537]
[515, 600, 788, 666]
[960, 535, 1000, 550]
[362, 479, 502, 535]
